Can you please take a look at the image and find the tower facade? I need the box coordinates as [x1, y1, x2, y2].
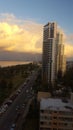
[42, 22, 66, 86]
[42, 22, 57, 86]
[57, 33, 66, 76]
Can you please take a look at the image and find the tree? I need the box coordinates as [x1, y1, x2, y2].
[62, 67, 73, 92]
[0, 79, 7, 90]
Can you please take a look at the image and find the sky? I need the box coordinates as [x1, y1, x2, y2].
[0, 0, 73, 61]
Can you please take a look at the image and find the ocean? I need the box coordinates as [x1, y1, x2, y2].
[0, 61, 32, 67]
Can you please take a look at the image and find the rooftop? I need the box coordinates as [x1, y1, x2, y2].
[40, 98, 73, 112]
[44, 22, 57, 27]
[37, 91, 51, 101]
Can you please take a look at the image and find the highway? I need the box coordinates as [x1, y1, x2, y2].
[0, 70, 38, 130]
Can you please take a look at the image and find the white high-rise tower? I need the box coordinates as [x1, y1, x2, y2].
[42, 22, 57, 85]
[42, 22, 66, 86]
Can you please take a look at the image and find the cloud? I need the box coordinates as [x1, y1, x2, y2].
[64, 34, 73, 58]
[0, 13, 43, 54]
[57, 25, 73, 58]
[0, 50, 42, 61]
[0, 13, 23, 24]
[65, 43, 73, 58]
[0, 13, 73, 60]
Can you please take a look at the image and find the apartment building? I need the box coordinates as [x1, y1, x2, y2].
[42, 22, 57, 85]
[57, 33, 66, 75]
[42, 22, 66, 86]
[40, 98, 73, 130]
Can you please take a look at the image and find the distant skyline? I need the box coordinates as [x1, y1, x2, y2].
[0, 0, 73, 61]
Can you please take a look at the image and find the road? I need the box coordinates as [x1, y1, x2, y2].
[15, 97, 34, 130]
[0, 70, 38, 130]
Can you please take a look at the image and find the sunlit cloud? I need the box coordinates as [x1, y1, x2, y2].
[65, 43, 73, 58]
[0, 13, 73, 59]
[0, 13, 43, 53]
[57, 25, 73, 58]
[64, 34, 73, 58]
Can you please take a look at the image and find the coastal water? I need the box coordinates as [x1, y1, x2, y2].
[0, 61, 31, 67]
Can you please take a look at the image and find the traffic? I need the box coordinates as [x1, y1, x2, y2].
[0, 70, 38, 130]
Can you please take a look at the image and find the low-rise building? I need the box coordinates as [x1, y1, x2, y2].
[40, 98, 73, 130]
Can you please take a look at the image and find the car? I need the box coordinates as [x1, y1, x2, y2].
[24, 82, 27, 86]
[0, 108, 3, 115]
[12, 124, 16, 128]
[10, 95, 16, 101]
[5, 100, 12, 106]
[16, 105, 19, 111]
[8, 100, 12, 103]
[15, 92, 19, 96]
[26, 90, 29, 93]
[10, 127, 14, 130]
[22, 103, 25, 108]
[10, 124, 16, 130]
[0, 107, 6, 115]
[17, 89, 21, 93]
[27, 94, 33, 98]
[3, 104, 8, 109]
